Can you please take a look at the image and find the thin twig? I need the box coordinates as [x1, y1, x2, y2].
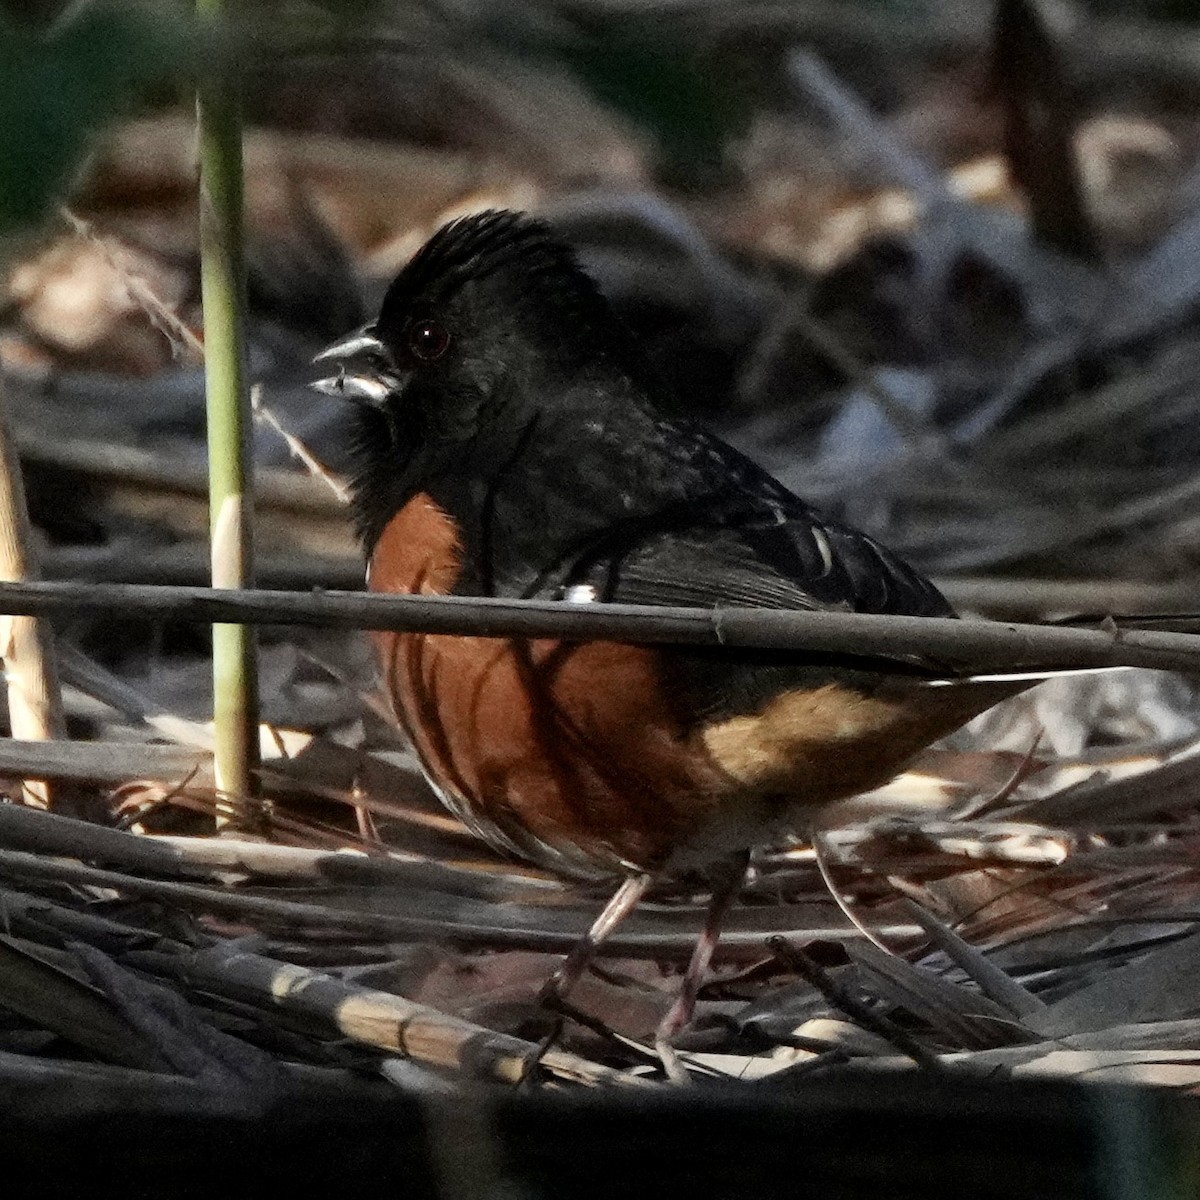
[59, 208, 205, 361]
[810, 828, 893, 955]
[0, 581, 1197, 674]
[250, 384, 351, 504]
[767, 935, 945, 1072]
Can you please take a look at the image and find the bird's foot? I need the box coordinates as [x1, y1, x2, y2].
[655, 998, 695, 1084]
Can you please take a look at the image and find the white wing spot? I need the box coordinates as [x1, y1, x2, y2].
[812, 527, 834, 577]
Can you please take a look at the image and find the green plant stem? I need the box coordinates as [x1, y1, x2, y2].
[196, 0, 259, 826]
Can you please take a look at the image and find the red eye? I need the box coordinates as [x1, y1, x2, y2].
[408, 319, 450, 364]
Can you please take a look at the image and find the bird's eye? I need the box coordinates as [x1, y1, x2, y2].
[408, 319, 451, 364]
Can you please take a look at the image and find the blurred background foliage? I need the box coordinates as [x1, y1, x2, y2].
[7, 0, 1200, 245]
[0, 3, 192, 234]
[0, 0, 753, 238]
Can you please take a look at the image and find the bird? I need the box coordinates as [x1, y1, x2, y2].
[312, 209, 1032, 1078]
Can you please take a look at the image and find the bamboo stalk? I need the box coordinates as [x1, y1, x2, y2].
[129, 945, 644, 1088]
[197, 0, 259, 827]
[0, 383, 65, 809]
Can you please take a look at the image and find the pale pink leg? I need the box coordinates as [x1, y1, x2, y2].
[656, 853, 750, 1083]
[521, 872, 655, 1080]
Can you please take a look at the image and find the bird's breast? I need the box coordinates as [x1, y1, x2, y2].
[367, 494, 730, 874]
[367, 492, 464, 597]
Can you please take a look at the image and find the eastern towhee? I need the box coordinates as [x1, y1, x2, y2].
[313, 210, 1030, 1077]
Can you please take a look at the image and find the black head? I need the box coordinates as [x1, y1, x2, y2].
[313, 210, 660, 550]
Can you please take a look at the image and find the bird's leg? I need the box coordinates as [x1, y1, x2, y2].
[521, 871, 653, 1081]
[655, 851, 750, 1083]
[539, 871, 653, 1006]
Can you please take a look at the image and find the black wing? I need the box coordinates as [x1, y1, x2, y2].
[544, 488, 953, 622]
[537, 491, 957, 727]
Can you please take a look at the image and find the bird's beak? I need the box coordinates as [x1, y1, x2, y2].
[312, 327, 386, 364]
[310, 325, 397, 407]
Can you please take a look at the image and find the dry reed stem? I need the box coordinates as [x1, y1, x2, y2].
[0, 384, 66, 808]
[0, 738, 209, 787]
[250, 384, 350, 503]
[0, 841, 910, 957]
[0, 581, 1198, 673]
[128, 944, 645, 1088]
[59, 208, 205, 361]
